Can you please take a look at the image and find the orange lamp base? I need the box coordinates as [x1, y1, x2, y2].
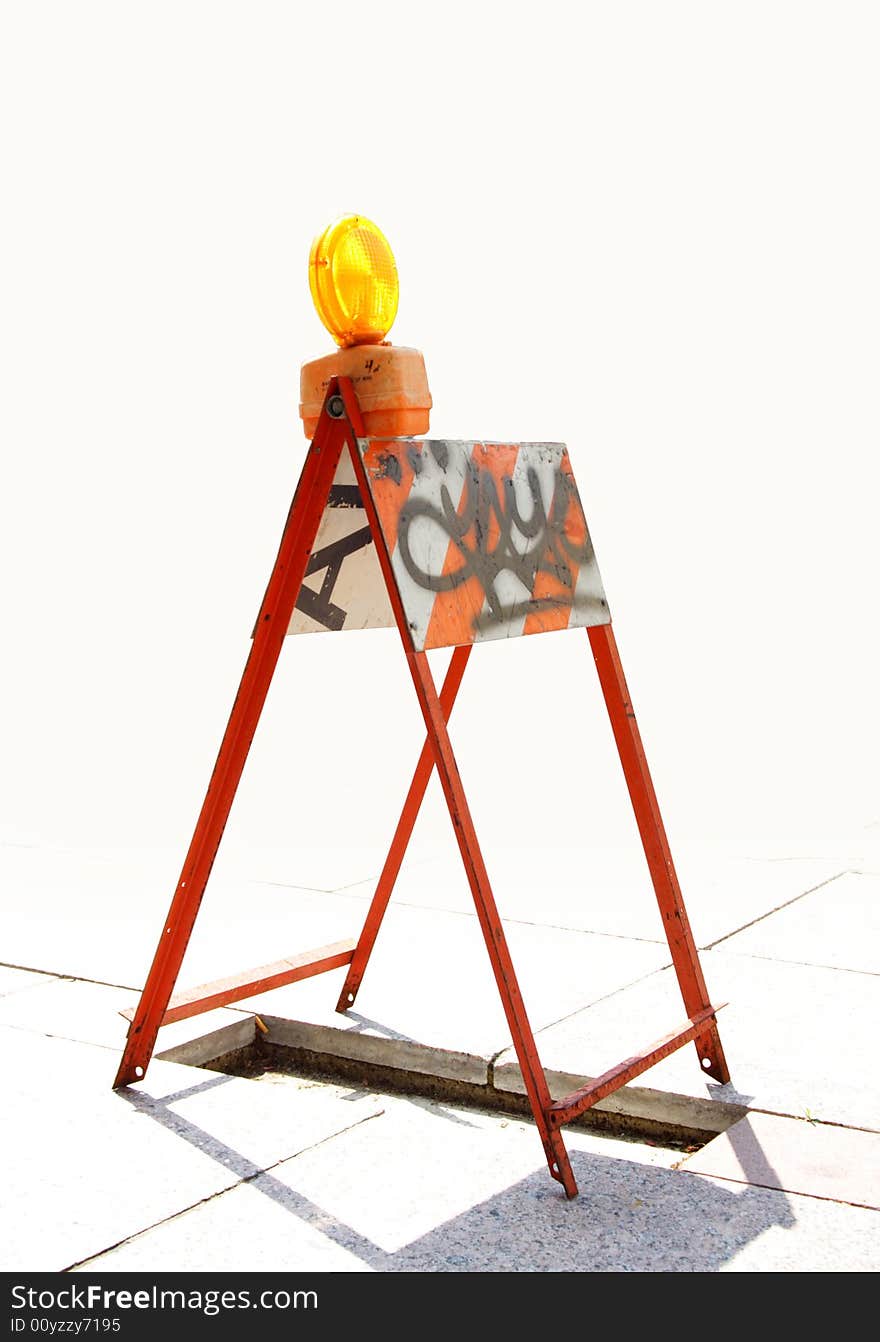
[299, 345, 431, 440]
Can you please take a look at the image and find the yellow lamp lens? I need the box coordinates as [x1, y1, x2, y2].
[309, 215, 399, 348]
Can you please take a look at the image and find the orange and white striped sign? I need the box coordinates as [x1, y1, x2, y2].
[287, 448, 391, 637]
[289, 438, 610, 650]
[367, 438, 609, 651]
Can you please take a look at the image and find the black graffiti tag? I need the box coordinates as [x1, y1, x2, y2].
[397, 462, 594, 628]
[293, 484, 372, 631]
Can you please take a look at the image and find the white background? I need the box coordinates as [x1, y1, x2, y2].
[1, 1, 878, 869]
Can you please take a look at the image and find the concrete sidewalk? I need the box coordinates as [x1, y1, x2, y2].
[2, 831, 879, 1273]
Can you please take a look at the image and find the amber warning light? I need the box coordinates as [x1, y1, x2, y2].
[299, 213, 431, 439]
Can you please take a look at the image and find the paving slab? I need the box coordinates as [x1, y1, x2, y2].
[3, 831, 878, 1275]
[0, 844, 199, 986]
[0, 975, 252, 1064]
[0, 965, 61, 995]
[233, 896, 668, 1075]
[679, 1112, 880, 1210]
[0, 1026, 383, 1272]
[73, 1173, 378, 1274]
[335, 839, 849, 946]
[223, 842, 386, 893]
[76, 1087, 880, 1273]
[0, 977, 147, 1050]
[717, 870, 880, 973]
[0, 837, 856, 990]
[494, 949, 880, 1132]
[75, 1087, 680, 1273]
[0, 842, 373, 990]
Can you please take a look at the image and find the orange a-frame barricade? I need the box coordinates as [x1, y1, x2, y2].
[113, 377, 729, 1199]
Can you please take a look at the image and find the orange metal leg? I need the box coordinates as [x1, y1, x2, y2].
[340, 384, 578, 1196]
[113, 396, 349, 1089]
[336, 643, 472, 1012]
[587, 623, 729, 1083]
[405, 647, 579, 1195]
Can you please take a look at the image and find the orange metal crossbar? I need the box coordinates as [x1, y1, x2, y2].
[547, 1003, 728, 1129]
[120, 940, 356, 1027]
